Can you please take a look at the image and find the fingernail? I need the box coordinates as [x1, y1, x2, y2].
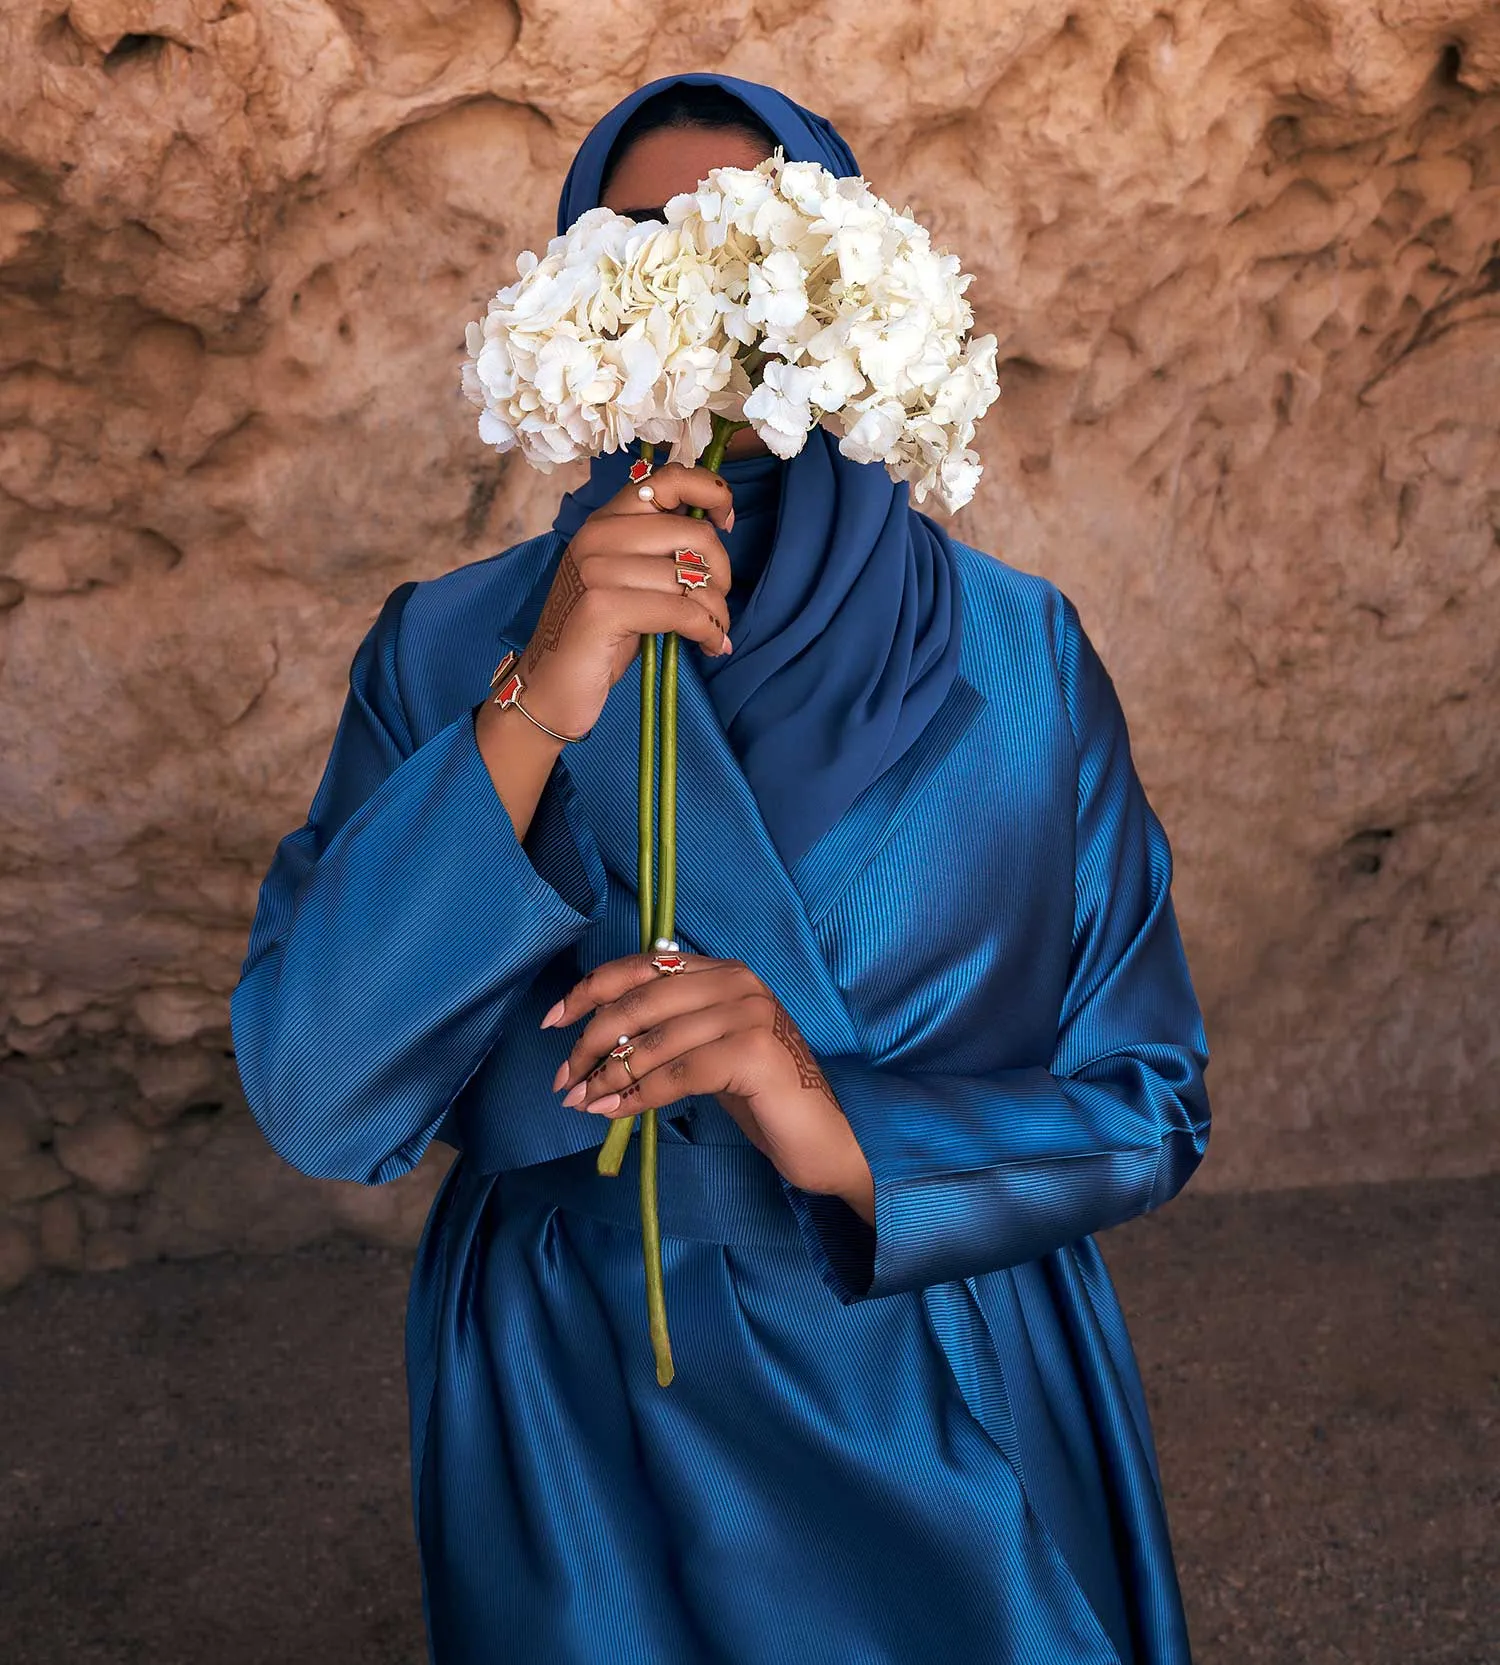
[726, 507, 736, 532]
[541, 1000, 565, 1028]
[723, 635, 733, 654]
[563, 1083, 587, 1109]
[552, 1060, 570, 1092]
[592, 1093, 621, 1114]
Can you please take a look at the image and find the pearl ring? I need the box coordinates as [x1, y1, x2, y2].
[608, 1034, 638, 1082]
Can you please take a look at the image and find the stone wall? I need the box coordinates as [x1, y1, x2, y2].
[1, 1, 1497, 1291]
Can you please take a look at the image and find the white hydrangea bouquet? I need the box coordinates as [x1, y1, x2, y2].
[462, 151, 1000, 1385]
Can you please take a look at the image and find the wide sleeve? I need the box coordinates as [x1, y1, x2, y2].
[781, 595, 1210, 1304]
[229, 580, 608, 1185]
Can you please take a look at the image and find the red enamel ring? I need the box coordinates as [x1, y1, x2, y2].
[674, 549, 710, 591]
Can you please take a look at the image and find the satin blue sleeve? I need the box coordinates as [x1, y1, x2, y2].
[229, 581, 608, 1185]
[781, 596, 1211, 1304]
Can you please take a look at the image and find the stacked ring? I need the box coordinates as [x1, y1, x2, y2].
[673, 549, 710, 591]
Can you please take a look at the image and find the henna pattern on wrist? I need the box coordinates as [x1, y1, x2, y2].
[773, 1006, 839, 1108]
[529, 548, 585, 663]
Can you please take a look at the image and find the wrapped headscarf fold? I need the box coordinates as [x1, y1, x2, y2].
[552, 73, 964, 874]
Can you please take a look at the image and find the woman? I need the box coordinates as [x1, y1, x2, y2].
[231, 72, 1211, 1665]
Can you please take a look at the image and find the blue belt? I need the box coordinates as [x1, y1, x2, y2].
[495, 1138, 807, 1250]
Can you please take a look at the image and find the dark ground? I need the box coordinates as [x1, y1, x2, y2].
[2, 1174, 1496, 1665]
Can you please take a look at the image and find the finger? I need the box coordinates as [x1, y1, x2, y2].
[606, 462, 734, 529]
[541, 951, 717, 1032]
[560, 967, 754, 1091]
[608, 586, 732, 655]
[556, 571, 729, 657]
[569, 522, 732, 596]
[564, 1004, 754, 1111]
[590, 1034, 750, 1119]
[571, 537, 732, 604]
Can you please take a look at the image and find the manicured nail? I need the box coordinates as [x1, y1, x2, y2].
[726, 507, 736, 532]
[552, 1060, 570, 1092]
[591, 1093, 621, 1114]
[723, 635, 733, 654]
[563, 1083, 587, 1109]
[541, 999, 565, 1028]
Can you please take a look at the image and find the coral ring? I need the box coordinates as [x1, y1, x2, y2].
[674, 549, 711, 591]
[629, 457, 657, 502]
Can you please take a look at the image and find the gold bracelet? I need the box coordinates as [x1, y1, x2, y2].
[488, 650, 592, 744]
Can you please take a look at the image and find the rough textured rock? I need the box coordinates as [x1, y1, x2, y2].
[1, 1, 1497, 1288]
[0, 1149, 71, 1206]
[54, 1108, 155, 1196]
[35, 1189, 84, 1269]
[0, 1218, 39, 1293]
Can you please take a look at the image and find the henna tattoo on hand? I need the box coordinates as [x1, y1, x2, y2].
[529, 549, 585, 661]
[773, 1006, 839, 1109]
[603, 1007, 838, 1114]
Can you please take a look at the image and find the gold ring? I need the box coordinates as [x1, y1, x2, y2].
[608, 1034, 637, 1082]
[674, 549, 711, 592]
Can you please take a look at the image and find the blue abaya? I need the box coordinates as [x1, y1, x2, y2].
[230, 523, 1211, 1663]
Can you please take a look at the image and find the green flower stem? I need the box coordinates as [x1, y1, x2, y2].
[651, 414, 739, 946]
[595, 417, 743, 1387]
[637, 632, 657, 955]
[641, 1096, 671, 1386]
[652, 633, 679, 943]
[596, 615, 657, 1183]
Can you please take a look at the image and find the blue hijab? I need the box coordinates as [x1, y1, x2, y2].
[551, 73, 964, 874]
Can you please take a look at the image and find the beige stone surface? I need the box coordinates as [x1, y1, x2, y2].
[54, 1108, 154, 1195]
[1, 1, 1498, 1287]
[0, 1148, 71, 1205]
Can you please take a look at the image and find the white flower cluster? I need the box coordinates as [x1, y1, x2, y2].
[462, 151, 1000, 511]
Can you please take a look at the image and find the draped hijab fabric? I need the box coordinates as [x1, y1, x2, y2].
[549, 73, 965, 873]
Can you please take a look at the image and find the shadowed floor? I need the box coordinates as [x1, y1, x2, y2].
[2, 1173, 1495, 1665]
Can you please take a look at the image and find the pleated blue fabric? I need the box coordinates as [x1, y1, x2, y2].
[230, 531, 1211, 1665]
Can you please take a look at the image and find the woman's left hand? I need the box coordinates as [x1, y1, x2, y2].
[543, 951, 870, 1202]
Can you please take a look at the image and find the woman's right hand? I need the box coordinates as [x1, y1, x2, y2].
[502, 463, 736, 742]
